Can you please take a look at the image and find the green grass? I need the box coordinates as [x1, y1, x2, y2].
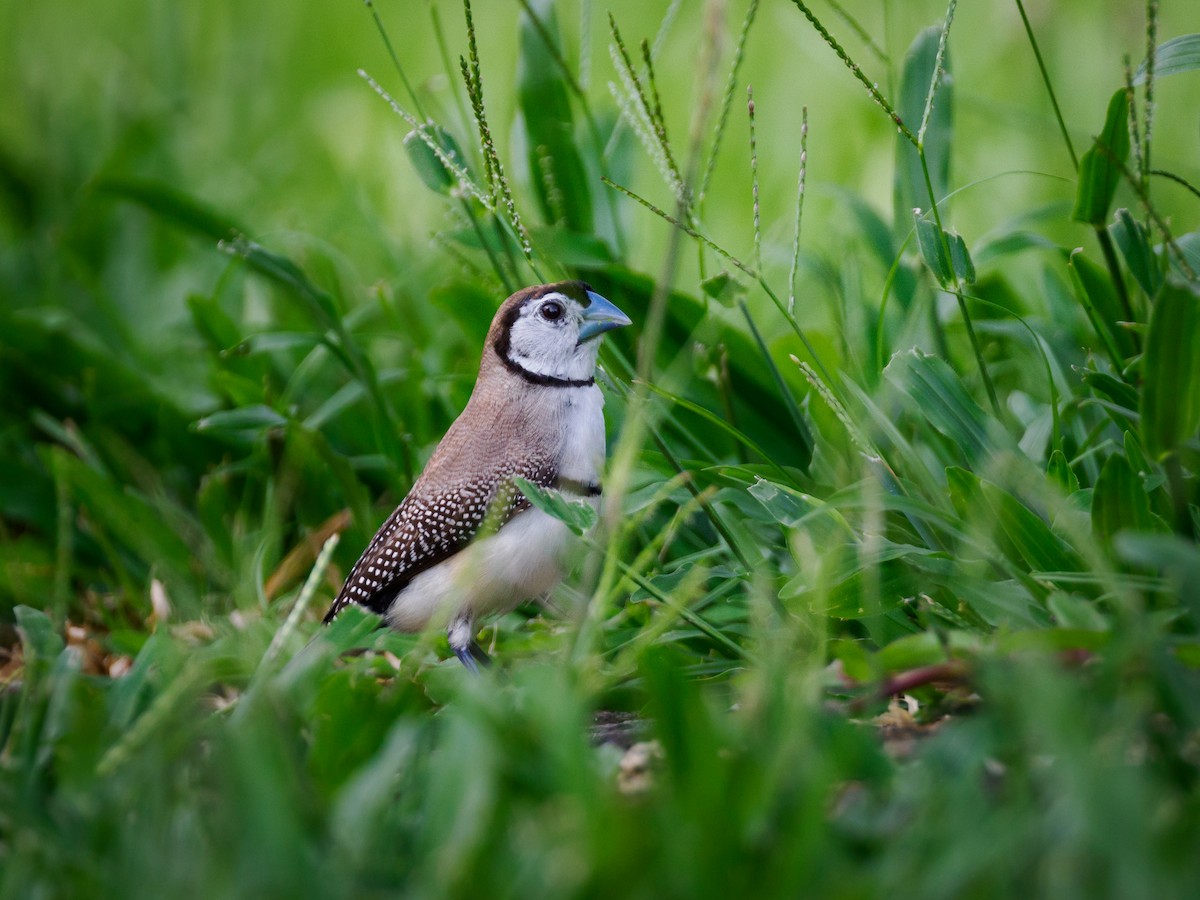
[3, 0, 1200, 896]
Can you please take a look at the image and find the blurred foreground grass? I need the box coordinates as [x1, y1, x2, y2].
[3, 0, 1200, 896]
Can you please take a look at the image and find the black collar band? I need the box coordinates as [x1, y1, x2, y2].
[496, 346, 594, 388]
[556, 476, 602, 496]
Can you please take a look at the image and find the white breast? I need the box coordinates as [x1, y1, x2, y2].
[556, 384, 606, 484]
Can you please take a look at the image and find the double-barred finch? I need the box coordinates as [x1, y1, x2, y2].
[323, 281, 631, 670]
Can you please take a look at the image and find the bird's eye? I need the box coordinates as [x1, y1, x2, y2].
[540, 301, 564, 321]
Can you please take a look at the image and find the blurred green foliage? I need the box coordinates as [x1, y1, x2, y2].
[3, 0, 1200, 897]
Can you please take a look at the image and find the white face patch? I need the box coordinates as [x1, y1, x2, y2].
[505, 291, 602, 383]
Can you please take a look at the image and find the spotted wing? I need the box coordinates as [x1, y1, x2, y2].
[323, 461, 555, 623]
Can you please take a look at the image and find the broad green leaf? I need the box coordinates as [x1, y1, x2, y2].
[1110, 208, 1162, 297]
[1068, 249, 1137, 360]
[1166, 231, 1200, 280]
[1046, 450, 1079, 494]
[973, 230, 1059, 267]
[876, 631, 945, 672]
[930, 574, 1047, 629]
[700, 271, 747, 308]
[884, 350, 991, 465]
[914, 216, 952, 287]
[1140, 278, 1200, 458]
[222, 238, 340, 325]
[1072, 90, 1130, 226]
[403, 124, 470, 195]
[831, 639, 873, 682]
[948, 231, 976, 285]
[895, 27, 952, 241]
[1123, 430, 1165, 494]
[748, 478, 812, 528]
[980, 481, 1082, 574]
[1133, 33, 1200, 83]
[913, 218, 975, 288]
[15, 605, 64, 662]
[230, 332, 323, 357]
[512, 477, 598, 536]
[1092, 452, 1155, 540]
[195, 405, 288, 442]
[740, 305, 815, 473]
[1115, 533, 1200, 621]
[517, 0, 592, 232]
[945, 465, 982, 522]
[95, 175, 245, 242]
[187, 293, 243, 355]
[1079, 368, 1138, 412]
[1047, 592, 1109, 631]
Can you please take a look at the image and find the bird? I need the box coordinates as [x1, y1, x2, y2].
[323, 281, 631, 671]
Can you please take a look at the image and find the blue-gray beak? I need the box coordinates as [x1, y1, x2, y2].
[578, 290, 631, 342]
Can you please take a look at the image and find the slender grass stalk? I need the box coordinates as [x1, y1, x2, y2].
[48, 452, 72, 622]
[1142, 0, 1158, 191]
[358, 70, 490, 206]
[602, 176, 837, 389]
[698, 0, 760, 209]
[1013, 0, 1079, 170]
[608, 14, 686, 205]
[914, 0, 1000, 417]
[739, 300, 815, 459]
[788, 107, 808, 317]
[824, 0, 889, 66]
[461, 0, 542, 279]
[512, 0, 627, 257]
[429, 2, 474, 144]
[747, 86, 762, 274]
[960, 290, 1063, 453]
[1150, 169, 1200, 201]
[788, 0, 916, 146]
[1108, 156, 1198, 281]
[363, 0, 429, 123]
[874, 230, 915, 373]
[600, 0, 683, 163]
[640, 40, 670, 146]
[579, 0, 592, 90]
[260, 534, 339, 671]
[97, 662, 207, 777]
[603, 177, 754, 277]
[639, 379, 797, 486]
[917, 0, 954, 147]
[615, 558, 747, 657]
[1124, 56, 1144, 187]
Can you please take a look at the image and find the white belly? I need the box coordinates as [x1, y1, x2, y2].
[385, 507, 578, 631]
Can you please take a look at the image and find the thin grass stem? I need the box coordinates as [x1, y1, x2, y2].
[747, 86, 762, 275]
[824, 0, 889, 66]
[918, 0, 955, 147]
[788, 0, 916, 147]
[698, 0, 760, 208]
[788, 107, 808, 317]
[363, 0, 429, 123]
[1143, 0, 1158, 189]
[1013, 0, 1079, 170]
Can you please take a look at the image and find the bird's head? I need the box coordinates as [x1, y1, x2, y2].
[489, 281, 631, 386]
